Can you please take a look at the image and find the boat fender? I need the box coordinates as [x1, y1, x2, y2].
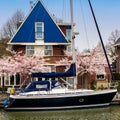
[3, 100, 8, 106]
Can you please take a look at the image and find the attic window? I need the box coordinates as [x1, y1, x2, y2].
[35, 22, 44, 39]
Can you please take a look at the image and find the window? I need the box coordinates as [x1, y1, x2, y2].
[10, 75, 14, 85]
[44, 45, 53, 56]
[16, 73, 20, 85]
[0, 76, 1, 86]
[67, 45, 72, 52]
[35, 22, 44, 39]
[26, 45, 34, 56]
[66, 28, 71, 42]
[96, 74, 105, 80]
[5, 74, 9, 86]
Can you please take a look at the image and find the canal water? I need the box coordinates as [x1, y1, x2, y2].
[0, 105, 120, 120]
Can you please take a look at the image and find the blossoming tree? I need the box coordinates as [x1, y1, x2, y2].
[0, 50, 50, 90]
[56, 44, 112, 89]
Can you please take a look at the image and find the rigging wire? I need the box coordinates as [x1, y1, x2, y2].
[79, 0, 90, 51]
[62, 0, 66, 22]
[88, 0, 114, 82]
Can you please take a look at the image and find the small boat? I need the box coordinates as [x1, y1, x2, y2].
[3, 63, 117, 111]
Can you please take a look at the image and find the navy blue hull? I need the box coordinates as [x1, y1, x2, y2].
[4, 90, 117, 111]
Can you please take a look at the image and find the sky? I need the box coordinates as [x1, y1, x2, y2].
[0, 0, 120, 52]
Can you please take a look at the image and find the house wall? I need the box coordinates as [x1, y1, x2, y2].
[59, 26, 67, 35]
[12, 45, 25, 55]
[34, 46, 44, 55]
[77, 66, 110, 89]
[53, 45, 66, 56]
[115, 46, 120, 72]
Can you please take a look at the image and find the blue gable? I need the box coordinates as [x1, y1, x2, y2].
[10, 1, 68, 43]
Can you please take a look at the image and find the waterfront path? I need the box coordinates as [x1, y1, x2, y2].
[0, 94, 8, 108]
[111, 92, 120, 105]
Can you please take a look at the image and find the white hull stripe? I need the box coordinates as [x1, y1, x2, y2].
[5, 103, 110, 111]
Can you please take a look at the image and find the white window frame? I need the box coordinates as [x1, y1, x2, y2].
[35, 22, 44, 40]
[44, 45, 53, 56]
[5, 73, 10, 86]
[26, 45, 34, 56]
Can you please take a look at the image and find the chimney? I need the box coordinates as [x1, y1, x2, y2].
[30, 1, 33, 9]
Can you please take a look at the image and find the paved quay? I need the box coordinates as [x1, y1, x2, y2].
[111, 92, 120, 105]
[0, 94, 8, 108]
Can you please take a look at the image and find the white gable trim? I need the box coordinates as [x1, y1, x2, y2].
[8, 42, 71, 46]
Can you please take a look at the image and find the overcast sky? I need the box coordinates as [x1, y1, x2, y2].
[0, 0, 120, 51]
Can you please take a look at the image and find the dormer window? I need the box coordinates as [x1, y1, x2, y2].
[35, 22, 44, 40]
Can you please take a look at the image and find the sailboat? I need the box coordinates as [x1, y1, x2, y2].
[3, 0, 117, 111]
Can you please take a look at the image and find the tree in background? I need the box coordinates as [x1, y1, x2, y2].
[0, 49, 50, 91]
[56, 44, 111, 89]
[57, 44, 110, 76]
[106, 29, 120, 59]
[0, 10, 25, 39]
[0, 10, 25, 58]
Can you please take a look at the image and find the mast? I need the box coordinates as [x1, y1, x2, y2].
[88, 0, 114, 83]
[70, 0, 77, 89]
[70, 0, 75, 62]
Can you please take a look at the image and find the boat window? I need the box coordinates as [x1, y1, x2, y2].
[36, 84, 47, 89]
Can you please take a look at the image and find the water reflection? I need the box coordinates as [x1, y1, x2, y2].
[0, 105, 120, 120]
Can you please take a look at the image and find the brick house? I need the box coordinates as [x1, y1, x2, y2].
[2, 0, 110, 89]
[6, 0, 73, 87]
[114, 38, 120, 73]
[77, 45, 111, 89]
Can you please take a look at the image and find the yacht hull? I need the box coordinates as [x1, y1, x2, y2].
[4, 90, 117, 111]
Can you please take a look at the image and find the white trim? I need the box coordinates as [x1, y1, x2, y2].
[10, 89, 117, 99]
[8, 43, 71, 46]
[5, 103, 110, 111]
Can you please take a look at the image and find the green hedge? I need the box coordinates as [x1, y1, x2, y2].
[113, 73, 120, 80]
